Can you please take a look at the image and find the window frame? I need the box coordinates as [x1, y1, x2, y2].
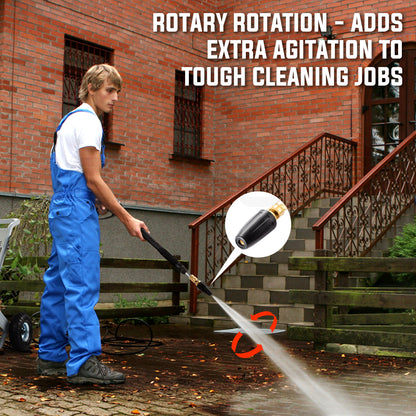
[172, 70, 204, 161]
[63, 36, 119, 145]
[363, 43, 416, 171]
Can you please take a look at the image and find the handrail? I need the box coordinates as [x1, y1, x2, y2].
[190, 132, 356, 228]
[188, 132, 357, 313]
[313, 130, 416, 257]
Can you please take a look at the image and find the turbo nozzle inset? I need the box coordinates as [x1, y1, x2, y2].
[235, 202, 287, 250]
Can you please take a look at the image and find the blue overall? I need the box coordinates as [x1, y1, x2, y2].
[38, 109, 105, 376]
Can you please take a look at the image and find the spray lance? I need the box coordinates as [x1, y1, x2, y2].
[141, 229, 212, 296]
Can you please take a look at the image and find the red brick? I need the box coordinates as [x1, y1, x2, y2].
[1, 0, 414, 211]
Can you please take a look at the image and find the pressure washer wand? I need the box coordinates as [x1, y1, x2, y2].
[141, 229, 212, 296]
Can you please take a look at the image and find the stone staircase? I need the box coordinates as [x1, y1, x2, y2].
[171, 197, 415, 329]
[171, 198, 335, 328]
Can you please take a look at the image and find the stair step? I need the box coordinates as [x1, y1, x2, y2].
[310, 197, 340, 208]
[218, 275, 314, 291]
[201, 300, 312, 323]
[291, 250, 315, 257]
[302, 206, 333, 218]
[295, 228, 316, 240]
[285, 276, 313, 290]
[270, 250, 292, 263]
[170, 314, 292, 330]
[236, 262, 279, 276]
[283, 239, 305, 251]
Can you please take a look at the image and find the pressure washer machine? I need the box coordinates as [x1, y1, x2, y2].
[0, 218, 34, 352]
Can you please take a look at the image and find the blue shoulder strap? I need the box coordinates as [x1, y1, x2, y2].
[53, 109, 97, 147]
[53, 108, 106, 167]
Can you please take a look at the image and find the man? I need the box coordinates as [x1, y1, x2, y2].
[37, 64, 149, 384]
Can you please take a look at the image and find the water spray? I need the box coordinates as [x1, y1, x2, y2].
[141, 229, 212, 296]
[235, 201, 287, 249]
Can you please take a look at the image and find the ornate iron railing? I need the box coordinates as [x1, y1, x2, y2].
[313, 130, 416, 257]
[188, 132, 357, 313]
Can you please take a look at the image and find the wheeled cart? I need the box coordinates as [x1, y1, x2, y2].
[0, 218, 34, 352]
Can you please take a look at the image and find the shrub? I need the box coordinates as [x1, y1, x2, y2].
[375, 217, 416, 287]
[113, 294, 169, 324]
[0, 196, 51, 304]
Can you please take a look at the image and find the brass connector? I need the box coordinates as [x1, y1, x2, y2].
[188, 274, 201, 285]
[268, 202, 287, 220]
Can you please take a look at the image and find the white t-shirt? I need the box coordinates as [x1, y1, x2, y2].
[55, 103, 102, 173]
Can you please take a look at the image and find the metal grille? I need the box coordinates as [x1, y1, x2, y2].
[314, 130, 416, 257]
[174, 70, 202, 158]
[188, 132, 357, 313]
[189, 133, 356, 279]
[63, 36, 112, 135]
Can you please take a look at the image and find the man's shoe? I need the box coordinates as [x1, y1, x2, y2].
[37, 357, 67, 376]
[67, 356, 126, 385]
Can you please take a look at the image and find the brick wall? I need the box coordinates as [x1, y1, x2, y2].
[1, 0, 415, 213]
[211, 1, 416, 199]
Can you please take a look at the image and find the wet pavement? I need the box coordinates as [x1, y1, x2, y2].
[1, 323, 416, 415]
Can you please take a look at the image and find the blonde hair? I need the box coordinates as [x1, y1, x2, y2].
[78, 64, 122, 102]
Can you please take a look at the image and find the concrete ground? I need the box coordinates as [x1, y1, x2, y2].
[0, 323, 416, 416]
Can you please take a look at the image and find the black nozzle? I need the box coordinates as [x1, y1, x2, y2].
[197, 281, 213, 296]
[235, 209, 277, 249]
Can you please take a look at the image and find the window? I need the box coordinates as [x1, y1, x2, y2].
[63, 36, 112, 139]
[363, 44, 416, 170]
[173, 70, 203, 159]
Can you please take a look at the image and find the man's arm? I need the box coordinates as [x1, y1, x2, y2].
[79, 146, 149, 240]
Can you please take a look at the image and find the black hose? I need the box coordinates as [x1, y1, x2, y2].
[101, 318, 162, 355]
[30, 312, 161, 355]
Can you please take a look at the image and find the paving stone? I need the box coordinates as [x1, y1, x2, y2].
[1, 324, 416, 416]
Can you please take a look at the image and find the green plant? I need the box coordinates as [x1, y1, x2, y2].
[0, 196, 52, 304]
[374, 217, 416, 287]
[7, 196, 52, 259]
[113, 294, 168, 324]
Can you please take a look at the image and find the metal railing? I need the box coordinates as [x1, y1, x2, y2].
[188, 132, 357, 313]
[313, 130, 416, 257]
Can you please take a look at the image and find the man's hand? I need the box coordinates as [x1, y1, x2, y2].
[95, 198, 109, 216]
[125, 217, 149, 241]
